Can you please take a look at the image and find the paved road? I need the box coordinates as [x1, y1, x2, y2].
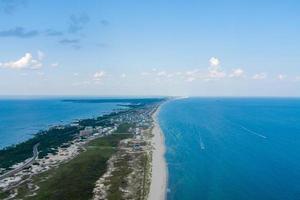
[0, 143, 39, 180]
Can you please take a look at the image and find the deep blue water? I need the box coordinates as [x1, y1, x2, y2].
[159, 98, 300, 200]
[0, 99, 122, 149]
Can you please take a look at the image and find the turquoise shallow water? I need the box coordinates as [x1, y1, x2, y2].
[159, 98, 300, 200]
[0, 99, 122, 149]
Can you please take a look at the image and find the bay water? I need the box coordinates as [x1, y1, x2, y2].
[0, 99, 122, 149]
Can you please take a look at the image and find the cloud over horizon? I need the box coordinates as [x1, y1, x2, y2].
[209, 57, 220, 67]
[0, 52, 44, 70]
[229, 68, 244, 78]
[93, 71, 106, 81]
[252, 73, 267, 80]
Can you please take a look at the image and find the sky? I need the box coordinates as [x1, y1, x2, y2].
[0, 0, 300, 97]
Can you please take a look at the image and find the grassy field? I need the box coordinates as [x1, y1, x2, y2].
[106, 153, 132, 200]
[103, 143, 152, 200]
[13, 134, 132, 200]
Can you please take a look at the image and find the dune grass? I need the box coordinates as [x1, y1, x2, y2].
[20, 134, 131, 200]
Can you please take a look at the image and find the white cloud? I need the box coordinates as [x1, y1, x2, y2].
[120, 73, 126, 78]
[30, 59, 43, 69]
[208, 69, 226, 79]
[277, 74, 287, 80]
[252, 73, 267, 80]
[167, 73, 174, 78]
[183, 66, 226, 82]
[156, 70, 176, 80]
[184, 69, 200, 81]
[37, 72, 45, 76]
[205, 57, 226, 80]
[0, 53, 43, 70]
[141, 72, 149, 76]
[51, 63, 59, 67]
[209, 57, 220, 67]
[229, 68, 244, 78]
[207, 65, 226, 80]
[93, 71, 105, 81]
[141, 70, 177, 80]
[186, 69, 199, 76]
[157, 71, 167, 76]
[37, 50, 45, 60]
[73, 72, 79, 76]
[72, 81, 91, 86]
[186, 77, 196, 82]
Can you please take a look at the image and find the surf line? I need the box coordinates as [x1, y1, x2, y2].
[239, 125, 267, 139]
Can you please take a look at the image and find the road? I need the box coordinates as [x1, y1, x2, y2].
[0, 143, 39, 180]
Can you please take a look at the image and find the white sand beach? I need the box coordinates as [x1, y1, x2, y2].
[148, 106, 167, 200]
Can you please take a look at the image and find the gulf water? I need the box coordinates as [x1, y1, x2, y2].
[0, 99, 122, 149]
[159, 98, 300, 200]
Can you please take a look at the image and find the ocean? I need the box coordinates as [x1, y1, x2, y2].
[0, 98, 123, 149]
[159, 98, 300, 200]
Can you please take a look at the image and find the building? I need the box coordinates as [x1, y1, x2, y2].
[79, 126, 94, 137]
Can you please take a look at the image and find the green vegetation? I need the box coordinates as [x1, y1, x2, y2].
[0, 98, 165, 171]
[0, 98, 163, 200]
[115, 122, 132, 133]
[106, 154, 132, 200]
[0, 111, 126, 171]
[79, 117, 110, 127]
[17, 134, 132, 200]
[0, 191, 9, 199]
[0, 126, 78, 170]
[103, 141, 152, 200]
[140, 153, 151, 199]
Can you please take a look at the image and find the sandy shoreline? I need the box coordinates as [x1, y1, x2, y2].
[148, 105, 167, 200]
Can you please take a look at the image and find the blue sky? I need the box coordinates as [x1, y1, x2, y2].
[0, 0, 300, 96]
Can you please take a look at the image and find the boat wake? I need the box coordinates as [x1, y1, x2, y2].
[199, 135, 205, 150]
[226, 120, 267, 139]
[239, 125, 267, 139]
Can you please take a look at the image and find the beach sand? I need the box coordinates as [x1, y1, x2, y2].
[148, 106, 167, 200]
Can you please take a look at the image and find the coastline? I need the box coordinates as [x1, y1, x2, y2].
[1, 98, 165, 199]
[148, 105, 167, 200]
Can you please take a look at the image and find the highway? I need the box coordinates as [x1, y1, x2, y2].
[0, 143, 39, 180]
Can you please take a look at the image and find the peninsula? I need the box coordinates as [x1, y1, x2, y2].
[0, 98, 167, 200]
